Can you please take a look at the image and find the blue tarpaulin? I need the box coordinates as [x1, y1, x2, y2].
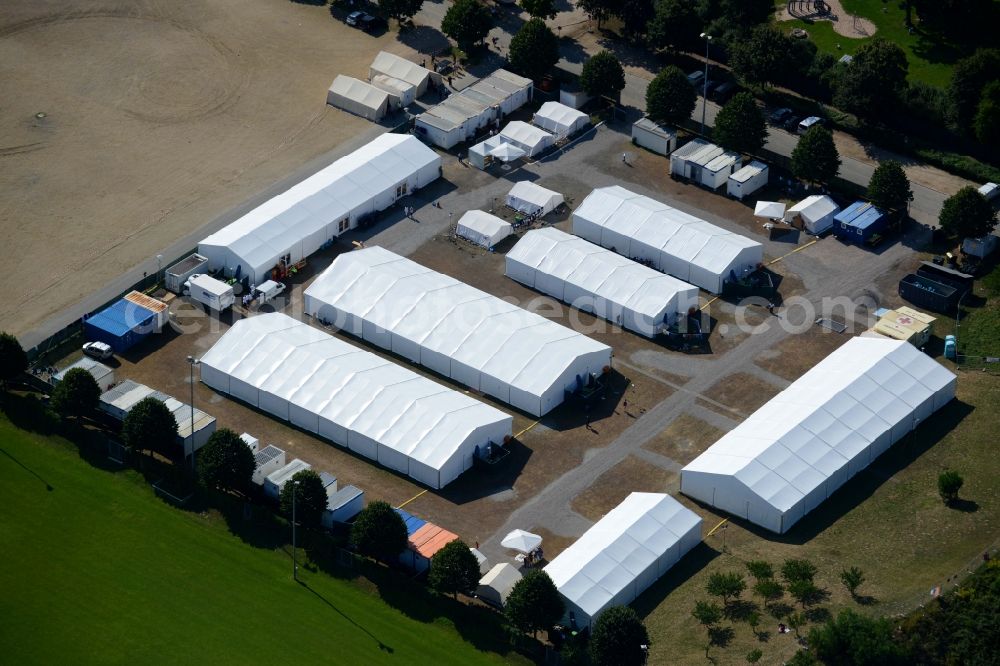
[395, 508, 427, 536]
[83, 299, 157, 353]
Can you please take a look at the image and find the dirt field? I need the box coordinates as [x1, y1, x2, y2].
[643, 413, 728, 465]
[0, 0, 419, 339]
[570, 455, 678, 521]
[697, 371, 784, 419]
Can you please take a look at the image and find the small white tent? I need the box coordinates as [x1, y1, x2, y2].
[499, 121, 554, 157]
[369, 51, 435, 96]
[326, 75, 391, 121]
[681, 337, 957, 534]
[506, 228, 699, 337]
[544, 493, 703, 629]
[506, 182, 564, 217]
[477, 563, 522, 607]
[754, 201, 787, 220]
[785, 194, 840, 234]
[533, 101, 589, 139]
[456, 210, 513, 248]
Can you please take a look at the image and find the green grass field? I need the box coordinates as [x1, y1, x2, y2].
[0, 415, 526, 665]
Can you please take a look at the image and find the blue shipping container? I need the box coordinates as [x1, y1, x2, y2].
[833, 201, 887, 244]
[83, 299, 158, 353]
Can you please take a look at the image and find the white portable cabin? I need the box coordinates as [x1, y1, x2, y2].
[681, 337, 957, 534]
[727, 161, 769, 200]
[544, 493, 702, 629]
[252, 445, 286, 486]
[785, 194, 840, 235]
[477, 69, 533, 115]
[631, 117, 677, 156]
[477, 563, 522, 607]
[559, 86, 592, 110]
[264, 459, 312, 501]
[326, 75, 390, 121]
[669, 139, 719, 179]
[698, 151, 741, 190]
[506, 182, 564, 217]
[240, 433, 260, 454]
[572, 186, 764, 293]
[369, 51, 437, 97]
[978, 182, 999, 202]
[506, 228, 699, 337]
[499, 121, 554, 157]
[322, 485, 364, 528]
[456, 210, 513, 248]
[199, 313, 513, 488]
[303, 247, 612, 417]
[369, 74, 416, 108]
[54, 357, 116, 392]
[198, 134, 440, 283]
[533, 102, 589, 139]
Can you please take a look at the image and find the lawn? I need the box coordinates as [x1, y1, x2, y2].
[0, 415, 527, 665]
[780, 0, 969, 87]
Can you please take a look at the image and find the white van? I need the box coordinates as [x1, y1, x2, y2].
[797, 116, 823, 134]
[255, 280, 286, 304]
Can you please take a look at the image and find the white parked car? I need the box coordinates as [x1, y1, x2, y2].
[82, 341, 113, 361]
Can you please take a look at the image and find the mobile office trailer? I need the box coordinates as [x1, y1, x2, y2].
[727, 161, 768, 200]
[631, 117, 676, 156]
[322, 485, 364, 528]
[669, 139, 719, 180]
[84, 299, 158, 354]
[240, 433, 260, 454]
[165, 254, 209, 294]
[698, 151, 741, 190]
[251, 445, 286, 486]
[54, 357, 116, 392]
[186, 274, 235, 312]
[264, 459, 312, 501]
[833, 201, 888, 245]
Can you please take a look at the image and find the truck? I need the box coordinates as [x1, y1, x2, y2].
[184, 273, 235, 312]
[165, 253, 209, 294]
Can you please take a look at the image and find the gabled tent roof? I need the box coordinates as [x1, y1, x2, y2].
[533, 101, 588, 133]
[457, 210, 512, 242]
[788, 194, 839, 223]
[508, 181, 564, 211]
[683, 337, 956, 513]
[500, 121, 553, 151]
[328, 75, 390, 114]
[370, 51, 432, 89]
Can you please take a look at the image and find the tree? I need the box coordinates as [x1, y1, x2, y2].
[428, 539, 481, 598]
[949, 49, 1000, 129]
[350, 499, 408, 562]
[808, 609, 909, 665]
[692, 601, 724, 659]
[706, 571, 746, 607]
[788, 579, 824, 608]
[122, 396, 178, 459]
[937, 469, 965, 505]
[939, 187, 997, 239]
[520, 0, 557, 19]
[791, 125, 840, 185]
[867, 160, 913, 212]
[578, 0, 616, 29]
[645, 66, 696, 126]
[746, 560, 774, 581]
[508, 19, 559, 83]
[441, 0, 493, 54]
[747, 611, 762, 639]
[840, 567, 866, 600]
[729, 26, 790, 89]
[378, 0, 424, 23]
[746, 647, 763, 664]
[647, 0, 700, 53]
[786, 649, 819, 666]
[712, 92, 767, 154]
[0, 332, 28, 389]
[580, 51, 626, 100]
[973, 81, 1000, 147]
[279, 469, 328, 528]
[504, 569, 565, 636]
[50, 368, 100, 421]
[833, 38, 909, 122]
[782, 559, 819, 585]
[589, 605, 650, 666]
[197, 428, 255, 494]
[753, 579, 784, 610]
[787, 611, 806, 638]
[719, 0, 774, 29]
[617, 0, 655, 40]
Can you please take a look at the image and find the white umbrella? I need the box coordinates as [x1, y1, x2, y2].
[501, 529, 542, 553]
[489, 142, 526, 162]
[754, 200, 787, 220]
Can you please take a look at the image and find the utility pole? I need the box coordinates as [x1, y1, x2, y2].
[700, 33, 713, 135]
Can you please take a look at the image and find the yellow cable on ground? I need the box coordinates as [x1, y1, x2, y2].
[514, 420, 539, 439]
[706, 518, 729, 537]
[396, 489, 427, 510]
[767, 239, 818, 266]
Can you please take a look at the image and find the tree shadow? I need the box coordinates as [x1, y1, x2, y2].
[558, 37, 588, 65]
[756, 629, 771, 643]
[396, 25, 451, 55]
[949, 498, 980, 513]
[0, 445, 55, 491]
[767, 601, 794, 620]
[289, 0, 327, 5]
[1, 392, 59, 435]
[805, 606, 831, 623]
[724, 599, 760, 622]
[854, 594, 878, 606]
[708, 625, 734, 648]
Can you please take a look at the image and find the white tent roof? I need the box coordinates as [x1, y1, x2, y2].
[477, 563, 522, 605]
[328, 75, 390, 115]
[199, 134, 439, 279]
[500, 121, 553, 153]
[544, 493, 702, 622]
[754, 201, 786, 219]
[369, 51, 431, 89]
[682, 337, 957, 532]
[489, 142, 526, 162]
[787, 195, 840, 224]
[456, 210, 512, 248]
[303, 247, 611, 416]
[370, 74, 415, 98]
[507, 182, 564, 214]
[199, 313, 512, 489]
[533, 101, 588, 136]
[506, 227, 699, 331]
[573, 186, 762, 292]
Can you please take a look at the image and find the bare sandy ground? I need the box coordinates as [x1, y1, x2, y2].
[779, 0, 878, 38]
[0, 0, 417, 338]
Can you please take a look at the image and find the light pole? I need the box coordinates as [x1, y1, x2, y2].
[955, 288, 971, 345]
[700, 32, 713, 135]
[186, 356, 199, 472]
[292, 480, 300, 581]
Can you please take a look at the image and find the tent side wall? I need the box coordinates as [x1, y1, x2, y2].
[681, 469, 784, 533]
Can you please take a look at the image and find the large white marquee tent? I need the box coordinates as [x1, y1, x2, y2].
[456, 210, 513, 248]
[681, 337, 957, 534]
[199, 134, 441, 283]
[572, 186, 763, 293]
[532, 101, 589, 139]
[506, 228, 699, 338]
[303, 247, 612, 416]
[544, 493, 703, 628]
[326, 75, 391, 121]
[199, 313, 512, 489]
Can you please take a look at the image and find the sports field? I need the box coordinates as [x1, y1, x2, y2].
[0, 414, 525, 664]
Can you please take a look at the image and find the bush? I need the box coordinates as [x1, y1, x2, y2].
[197, 428, 256, 494]
[589, 606, 649, 666]
[938, 469, 964, 505]
[0, 331, 28, 388]
[50, 367, 100, 421]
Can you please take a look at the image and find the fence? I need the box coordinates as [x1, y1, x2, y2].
[955, 353, 1000, 374]
[884, 539, 1000, 618]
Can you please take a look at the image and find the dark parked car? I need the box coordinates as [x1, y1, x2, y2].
[783, 114, 804, 131]
[346, 11, 379, 31]
[710, 81, 737, 103]
[769, 107, 793, 124]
